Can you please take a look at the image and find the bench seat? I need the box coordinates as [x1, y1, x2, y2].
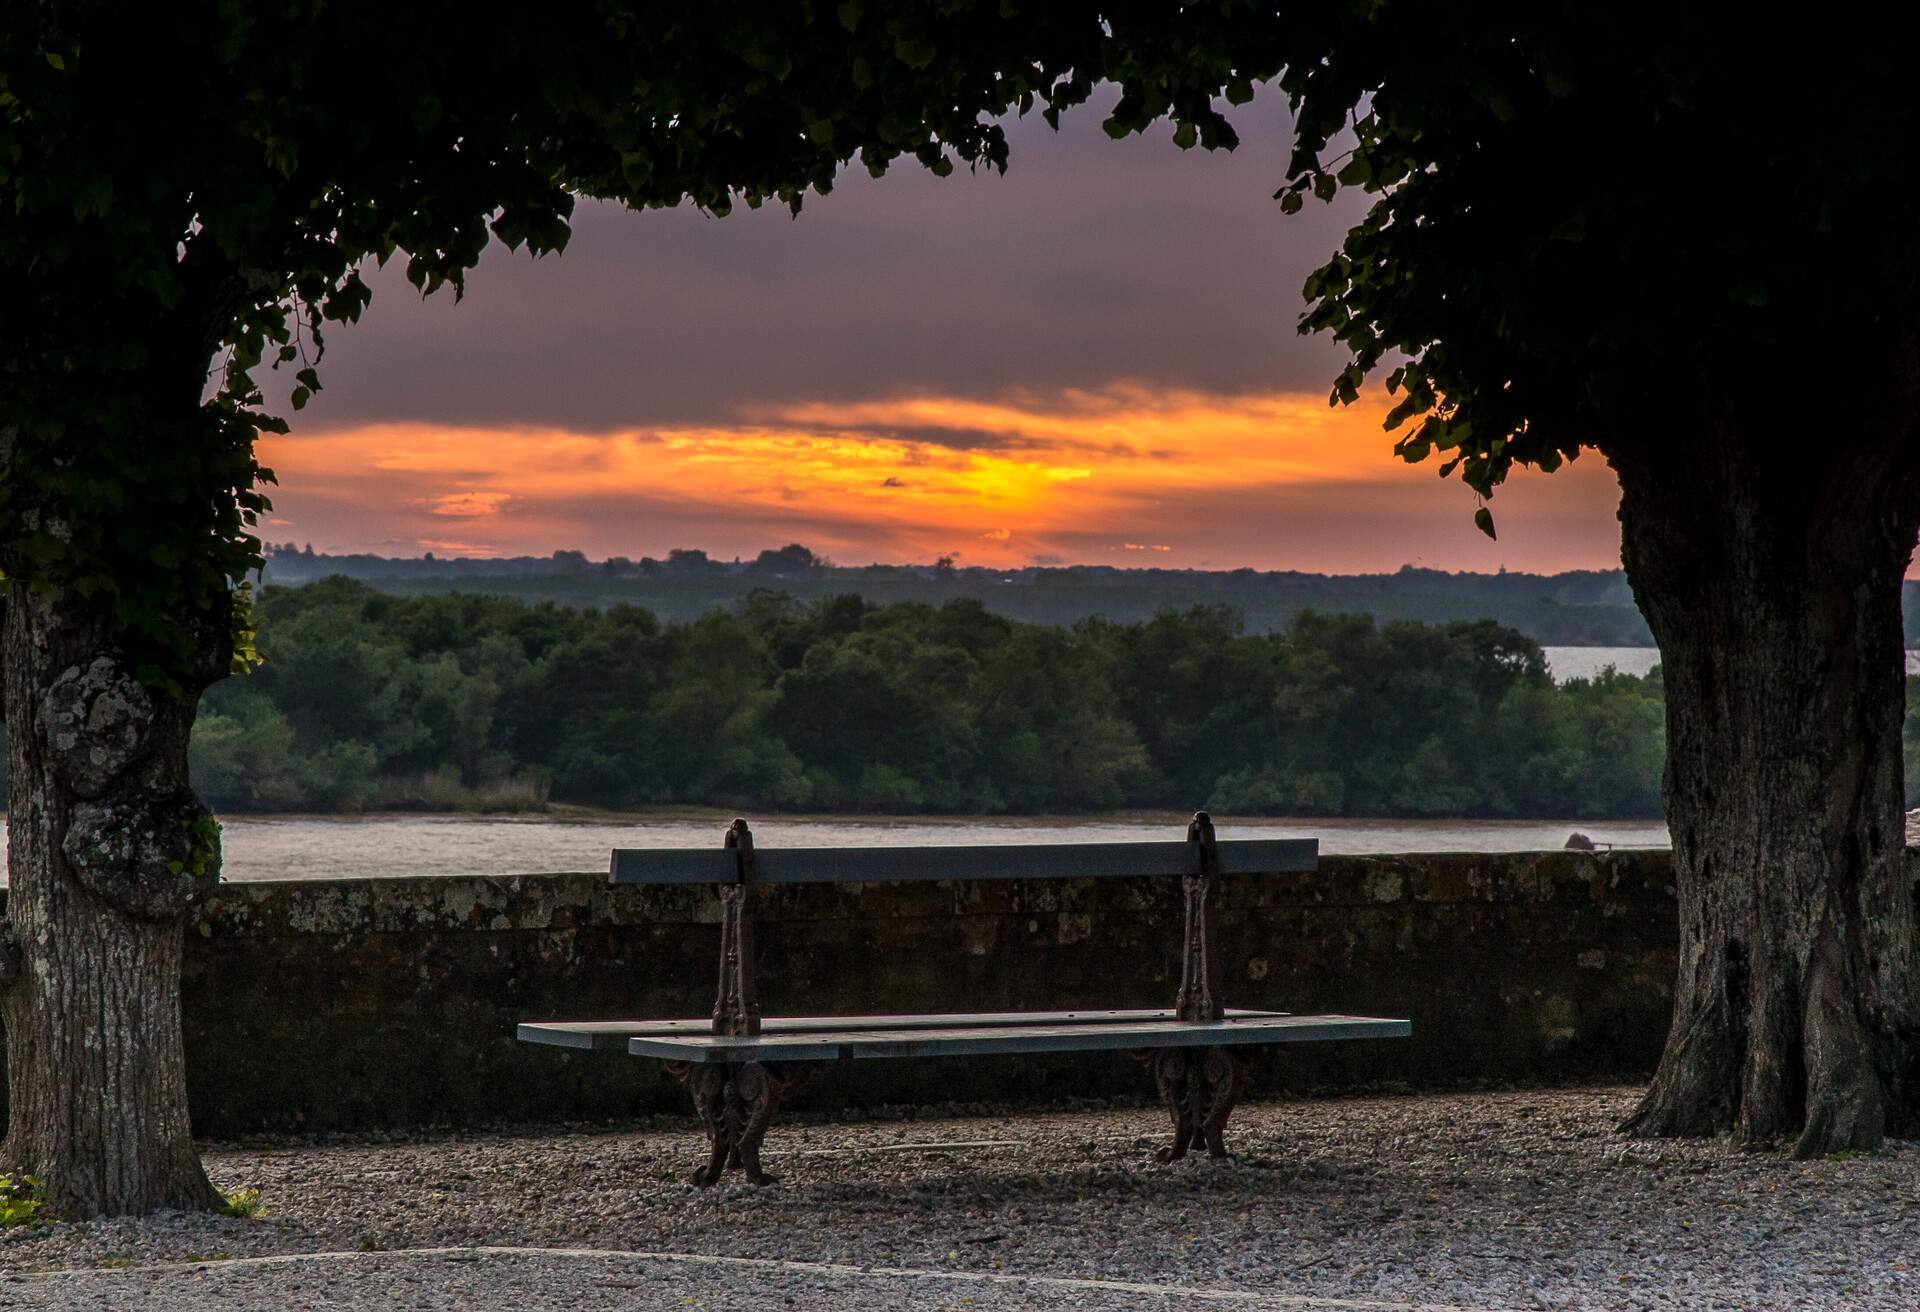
[523, 1011, 1410, 1064]
[517, 1007, 1290, 1051]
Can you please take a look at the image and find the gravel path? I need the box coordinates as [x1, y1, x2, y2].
[0, 1086, 1912, 1309]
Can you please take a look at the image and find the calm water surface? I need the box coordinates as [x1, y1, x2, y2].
[1542, 646, 1920, 681]
[1541, 646, 1660, 681]
[0, 811, 1672, 883]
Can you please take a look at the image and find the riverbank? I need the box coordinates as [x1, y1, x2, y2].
[1, 1087, 1910, 1309]
[1, 810, 1674, 883]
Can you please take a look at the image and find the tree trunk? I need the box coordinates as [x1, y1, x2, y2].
[1613, 414, 1920, 1156]
[0, 583, 225, 1215]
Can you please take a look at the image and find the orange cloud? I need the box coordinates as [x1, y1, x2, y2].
[259, 386, 1626, 572]
[422, 492, 513, 519]
[417, 538, 497, 554]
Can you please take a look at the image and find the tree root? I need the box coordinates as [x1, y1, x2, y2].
[1626, 920, 1911, 1157]
[1619, 1003, 1739, 1139]
[1793, 927, 1886, 1159]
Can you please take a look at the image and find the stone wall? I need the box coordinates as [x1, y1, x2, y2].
[4, 852, 1682, 1137]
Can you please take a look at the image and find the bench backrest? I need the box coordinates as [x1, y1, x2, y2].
[610, 837, 1317, 886]
[611, 813, 1316, 1038]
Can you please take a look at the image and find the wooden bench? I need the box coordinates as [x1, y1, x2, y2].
[519, 812, 1410, 1185]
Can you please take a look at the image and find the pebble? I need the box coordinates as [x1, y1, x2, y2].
[0, 1086, 1912, 1309]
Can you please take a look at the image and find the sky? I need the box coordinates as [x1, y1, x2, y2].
[260, 88, 1627, 573]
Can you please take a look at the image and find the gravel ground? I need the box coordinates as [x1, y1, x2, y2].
[0, 1085, 1912, 1310]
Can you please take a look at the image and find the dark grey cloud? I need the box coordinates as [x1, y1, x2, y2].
[770, 419, 1157, 459]
[282, 86, 1367, 434]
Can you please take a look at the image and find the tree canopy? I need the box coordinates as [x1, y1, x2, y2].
[0, 0, 1298, 684]
[1290, 11, 1920, 520]
[15, 4, 1908, 673]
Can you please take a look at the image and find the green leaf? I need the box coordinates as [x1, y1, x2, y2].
[836, 1, 863, 32]
[1550, 210, 1587, 243]
[893, 35, 936, 69]
[1474, 507, 1497, 540]
[412, 96, 444, 134]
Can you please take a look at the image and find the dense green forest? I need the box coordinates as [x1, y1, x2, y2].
[72, 578, 1671, 818]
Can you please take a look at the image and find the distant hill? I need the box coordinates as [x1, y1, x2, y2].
[254, 544, 1920, 646]
[261, 543, 1669, 645]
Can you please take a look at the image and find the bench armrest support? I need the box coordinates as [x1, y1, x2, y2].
[1175, 811, 1226, 1022]
[713, 819, 761, 1036]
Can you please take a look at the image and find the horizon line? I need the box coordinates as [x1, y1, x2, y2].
[259, 541, 1634, 581]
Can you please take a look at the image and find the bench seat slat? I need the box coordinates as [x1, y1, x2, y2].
[617, 1013, 1412, 1063]
[609, 838, 1316, 886]
[518, 1008, 1291, 1051]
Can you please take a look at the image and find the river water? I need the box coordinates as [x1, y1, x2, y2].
[0, 811, 1671, 883]
[1541, 646, 1659, 681]
[1543, 646, 1920, 681]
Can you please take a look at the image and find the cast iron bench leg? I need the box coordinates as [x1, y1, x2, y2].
[665, 1062, 790, 1186]
[1135, 1047, 1246, 1161]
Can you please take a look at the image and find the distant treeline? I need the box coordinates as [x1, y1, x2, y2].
[138, 578, 1674, 819]
[260, 543, 1659, 646]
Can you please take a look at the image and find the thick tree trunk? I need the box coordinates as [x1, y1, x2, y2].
[0, 583, 224, 1215]
[1613, 417, 1920, 1156]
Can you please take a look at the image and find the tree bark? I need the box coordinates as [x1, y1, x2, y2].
[0, 583, 225, 1215]
[1612, 411, 1920, 1156]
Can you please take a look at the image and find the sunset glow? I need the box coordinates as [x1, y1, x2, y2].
[245, 87, 1635, 576]
[262, 387, 1625, 571]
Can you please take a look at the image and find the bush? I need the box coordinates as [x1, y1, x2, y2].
[377, 768, 551, 813]
[296, 740, 381, 812]
[189, 693, 302, 810]
[0, 1174, 50, 1228]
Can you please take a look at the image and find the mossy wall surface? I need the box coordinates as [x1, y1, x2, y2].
[0, 852, 1681, 1136]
